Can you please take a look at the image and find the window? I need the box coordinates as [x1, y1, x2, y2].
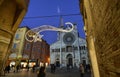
[79, 46, 81, 50]
[26, 43, 30, 49]
[83, 51, 86, 54]
[83, 46, 85, 50]
[13, 43, 17, 48]
[62, 48, 65, 52]
[56, 49, 60, 52]
[66, 46, 72, 52]
[74, 47, 78, 50]
[15, 34, 19, 39]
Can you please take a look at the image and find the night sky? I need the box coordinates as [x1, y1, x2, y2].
[20, 0, 85, 45]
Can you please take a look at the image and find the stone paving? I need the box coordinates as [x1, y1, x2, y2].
[1, 67, 91, 77]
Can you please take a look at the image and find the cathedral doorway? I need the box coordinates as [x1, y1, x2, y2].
[66, 54, 73, 67]
[55, 58, 60, 67]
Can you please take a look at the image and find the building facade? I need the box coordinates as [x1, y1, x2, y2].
[23, 39, 50, 67]
[9, 27, 50, 68]
[50, 24, 89, 68]
[9, 27, 29, 67]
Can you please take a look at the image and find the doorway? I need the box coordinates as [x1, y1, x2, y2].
[56, 58, 60, 67]
[66, 54, 73, 67]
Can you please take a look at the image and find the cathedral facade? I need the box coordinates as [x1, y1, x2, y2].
[50, 25, 89, 68]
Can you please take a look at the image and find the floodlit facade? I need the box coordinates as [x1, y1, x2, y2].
[50, 24, 90, 68]
[9, 27, 29, 67]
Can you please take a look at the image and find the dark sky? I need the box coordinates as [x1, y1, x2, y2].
[20, 0, 85, 45]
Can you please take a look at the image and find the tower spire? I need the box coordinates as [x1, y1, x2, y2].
[59, 16, 64, 28]
[57, 6, 62, 66]
[57, 6, 64, 28]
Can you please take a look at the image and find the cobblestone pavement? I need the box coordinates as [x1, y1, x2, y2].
[1, 67, 91, 77]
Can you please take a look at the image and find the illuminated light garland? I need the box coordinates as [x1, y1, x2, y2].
[25, 22, 74, 42]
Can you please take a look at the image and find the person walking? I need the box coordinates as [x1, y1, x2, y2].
[79, 64, 85, 77]
[52, 64, 56, 73]
[67, 64, 70, 71]
[32, 65, 36, 73]
[50, 64, 56, 73]
[16, 65, 20, 72]
[5, 65, 10, 73]
[37, 66, 46, 77]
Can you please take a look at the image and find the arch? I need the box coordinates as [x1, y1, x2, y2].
[66, 54, 73, 67]
[55, 58, 60, 67]
[66, 54, 72, 58]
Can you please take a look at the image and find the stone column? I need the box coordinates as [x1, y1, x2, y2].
[0, 0, 28, 75]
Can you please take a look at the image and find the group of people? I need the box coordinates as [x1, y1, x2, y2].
[37, 66, 46, 77]
[4, 65, 10, 73]
[50, 64, 56, 73]
[66, 64, 73, 71]
[4, 63, 89, 77]
[38, 63, 56, 77]
[4, 64, 21, 73]
[80, 63, 92, 77]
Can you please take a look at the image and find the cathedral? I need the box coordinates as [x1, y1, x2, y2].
[50, 23, 89, 68]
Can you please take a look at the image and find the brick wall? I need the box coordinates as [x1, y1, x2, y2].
[80, 0, 120, 77]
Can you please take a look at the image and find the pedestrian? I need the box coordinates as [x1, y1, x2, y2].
[67, 64, 70, 71]
[26, 64, 29, 71]
[32, 65, 36, 73]
[50, 64, 52, 73]
[50, 64, 54, 73]
[6, 65, 10, 73]
[12, 65, 15, 73]
[52, 64, 56, 73]
[4, 66, 8, 73]
[79, 64, 85, 77]
[37, 66, 46, 77]
[16, 65, 20, 72]
[86, 64, 90, 72]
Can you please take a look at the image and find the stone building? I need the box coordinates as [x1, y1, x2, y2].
[0, 0, 29, 75]
[80, 0, 120, 77]
[50, 24, 89, 68]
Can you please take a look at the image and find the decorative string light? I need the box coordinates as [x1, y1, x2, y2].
[25, 22, 74, 42]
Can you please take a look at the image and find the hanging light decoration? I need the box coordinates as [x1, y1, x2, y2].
[25, 22, 74, 42]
